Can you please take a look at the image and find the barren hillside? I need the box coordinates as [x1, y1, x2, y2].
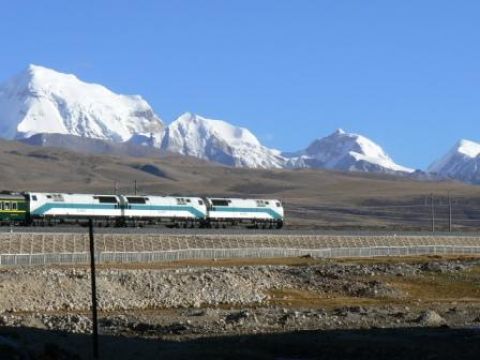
[1, 139, 479, 230]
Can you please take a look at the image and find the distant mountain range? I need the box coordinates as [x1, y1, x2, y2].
[0, 64, 479, 183]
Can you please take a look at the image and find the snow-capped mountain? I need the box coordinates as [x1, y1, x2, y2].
[0, 65, 417, 176]
[285, 129, 414, 174]
[428, 139, 480, 183]
[0, 64, 164, 142]
[160, 112, 286, 168]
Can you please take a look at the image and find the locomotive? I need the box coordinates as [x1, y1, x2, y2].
[0, 192, 284, 228]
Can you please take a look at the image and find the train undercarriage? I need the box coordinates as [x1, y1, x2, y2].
[5, 216, 284, 229]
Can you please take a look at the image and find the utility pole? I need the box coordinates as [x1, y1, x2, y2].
[431, 193, 435, 233]
[134, 180, 137, 195]
[88, 219, 99, 359]
[448, 192, 452, 233]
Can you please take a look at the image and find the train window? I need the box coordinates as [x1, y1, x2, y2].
[12, 202, 17, 210]
[212, 199, 230, 207]
[265, 201, 270, 205]
[52, 194, 64, 202]
[4, 202, 10, 210]
[95, 196, 118, 203]
[46, 195, 52, 199]
[0, 202, 3, 210]
[276, 202, 281, 207]
[198, 200, 204, 205]
[31, 195, 37, 201]
[127, 197, 146, 204]
[256, 200, 266, 207]
[186, 199, 191, 203]
[176, 198, 187, 205]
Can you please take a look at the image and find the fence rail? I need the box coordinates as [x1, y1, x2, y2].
[1, 233, 480, 266]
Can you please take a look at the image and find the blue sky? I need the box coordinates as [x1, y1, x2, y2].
[1, 0, 479, 170]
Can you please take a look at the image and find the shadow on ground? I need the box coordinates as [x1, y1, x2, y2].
[1, 326, 479, 359]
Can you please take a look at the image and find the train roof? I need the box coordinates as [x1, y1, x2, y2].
[0, 194, 25, 200]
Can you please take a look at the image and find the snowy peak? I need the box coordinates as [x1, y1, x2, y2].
[161, 113, 285, 168]
[22, 64, 82, 91]
[428, 139, 480, 183]
[169, 112, 261, 148]
[287, 130, 414, 174]
[429, 139, 480, 174]
[160, 117, 412, 174]
[0, 64, 164, 141]
[454, 139, 480, 158]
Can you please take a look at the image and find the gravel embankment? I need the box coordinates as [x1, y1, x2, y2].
[0, 259, 479, 337]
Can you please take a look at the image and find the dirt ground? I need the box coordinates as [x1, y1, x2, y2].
[1, 255, 480, 359]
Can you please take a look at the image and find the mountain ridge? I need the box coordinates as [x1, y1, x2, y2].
[1, 64, 478, 183]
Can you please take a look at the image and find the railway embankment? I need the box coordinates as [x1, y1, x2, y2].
[1, 256, 480, 358]
[1, 257, 480, 333]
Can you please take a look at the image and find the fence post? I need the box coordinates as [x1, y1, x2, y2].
[431, 194, 435, 233]
[448, 192, 452, 233]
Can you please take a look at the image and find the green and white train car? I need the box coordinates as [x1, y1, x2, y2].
[0, 192, 285, 228]
[205, 197, 284, 228]
[0, 194, 27, 225]
[26, 192, 208, 227]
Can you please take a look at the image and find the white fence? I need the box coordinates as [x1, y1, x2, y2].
[1, 233, 480, 266]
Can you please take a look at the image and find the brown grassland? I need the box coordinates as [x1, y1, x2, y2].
[2, 139, 480, 230]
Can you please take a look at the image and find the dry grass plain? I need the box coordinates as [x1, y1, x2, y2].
[2, 138, 480, 230]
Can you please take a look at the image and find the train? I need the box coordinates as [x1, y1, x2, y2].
[0, 192, 284, 229]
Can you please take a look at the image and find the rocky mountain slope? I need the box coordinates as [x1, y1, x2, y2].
[20, 133, 169, 158]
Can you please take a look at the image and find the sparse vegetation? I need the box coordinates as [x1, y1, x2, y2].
[2, 139, 480, 230]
